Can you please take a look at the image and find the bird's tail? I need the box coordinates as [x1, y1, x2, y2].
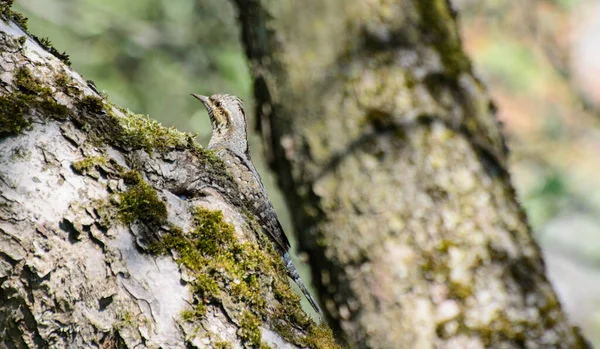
[283, 252, 322, 315]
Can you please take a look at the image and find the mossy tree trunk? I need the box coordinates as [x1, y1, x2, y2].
[0, 11, 338, 349]
[233, 0, 589, 348]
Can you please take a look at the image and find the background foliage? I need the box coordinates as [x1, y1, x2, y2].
[15, 0, 600, 344]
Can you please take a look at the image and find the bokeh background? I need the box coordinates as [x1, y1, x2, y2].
[14, 0, 600, 345]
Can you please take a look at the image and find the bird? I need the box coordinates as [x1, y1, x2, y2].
[192, 93, 322, 315]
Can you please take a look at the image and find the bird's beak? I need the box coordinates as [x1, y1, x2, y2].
[191, 93, 210, 108]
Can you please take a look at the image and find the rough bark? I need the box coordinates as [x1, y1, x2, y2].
[232, 0, 590, 348]
[0, 11, 338, 349]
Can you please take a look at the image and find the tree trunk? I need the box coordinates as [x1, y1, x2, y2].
[232, 0, 590, 348]
[0, 10, 337, 349]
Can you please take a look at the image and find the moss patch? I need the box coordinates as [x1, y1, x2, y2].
[112, 107, 193, 152]
[214, 341, 233, 349]
[149, 207, 340, 348]
[121, 170, 142, 185]
[31, 36, 71, 66]
[0, 66, 71, 136]
[76, 100, 229, 181]
[5, 67, 222, 176]
[150, 208, 266, 311]
[54, 73, 80, 96]
[0, 91, 69, 135]
[303, 324, 340, 349]
[71, 156, 108, 176]
[1, 2, 70, 65]
[5, 67, 224, 175]
[72, 98, 223, 166]
[118, 172, 167, 226]
[1, 0, 28, 30]
[76, 95, 105, 114]
[415, 0, 470, 78]
[0, 94, 30, 135]
[239, 310, 262, 347]
[13, 67, 70, 118]
[14, 66, 52, 96]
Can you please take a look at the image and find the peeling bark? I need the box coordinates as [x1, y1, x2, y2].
[0, 15, 336, 349]
[233, 0, 590, 348]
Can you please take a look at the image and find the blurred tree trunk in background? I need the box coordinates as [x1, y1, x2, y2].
[233, 0, 590, 348]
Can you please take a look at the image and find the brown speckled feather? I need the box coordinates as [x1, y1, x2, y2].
[214, 147, 291, 251]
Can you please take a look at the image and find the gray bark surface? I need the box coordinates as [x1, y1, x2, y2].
[0, 16, 336, 349]
[232, 0, 590, 348]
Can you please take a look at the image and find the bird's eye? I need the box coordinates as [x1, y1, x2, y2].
[214, 101, 221, 108]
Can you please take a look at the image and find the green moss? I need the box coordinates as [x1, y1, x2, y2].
[181, 304, 207, 321]
[152, 208, 265, 306]
[121, 311, 134, 324]
[0, 0, 13, 12]
[1, 0, 28, 30]
[0, 67, 71, 134]
[5, 68, 218, 163]
[239, 310, 262, 347]
[16, 67, 70, 118]
[71, 156, 108, 175]
[448, 280, 473, 299]
[54, 73, 81, 96]
[39, 98, 71, 120]
[110, 106, 199, 154]
[195, 209, 238, 254]
[14, 67, 51, 96]
[415, 0, 470, 77]
[79, 101, 199, 155]
[121, 170, 142, 185]
[404, 71, 417, 89]
[303, 324, 340, 349]
[0, 94, 30, 135]
[76, 95, 105, 114]
[67, 94, 227, 178]
[118, 174, 167, 226]
[119, 112, 186, 151]
[419, 251, 449, 276]
[149, 207, 340, 348]
[90, 198, 114, 230]
[1, 1, 70, 65]
[9, 11, 28, 30]
[214, 341, 233, 349]
[31, 36, 71, 66]
[54, 74, 70, 90]
[111, 109, 229, 180]
[436, 239, 456, 253]
[113, 310, 135, 330]
[17, 36, 26, 46]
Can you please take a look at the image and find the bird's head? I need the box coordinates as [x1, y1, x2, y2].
[192, 93, 249, 154]
[192, 93, 246, 134]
